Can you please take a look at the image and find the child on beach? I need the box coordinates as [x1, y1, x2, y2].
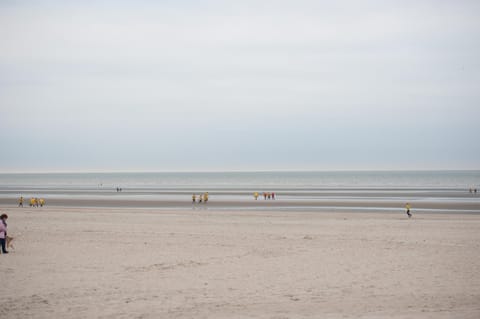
[405, 203, 412, 218]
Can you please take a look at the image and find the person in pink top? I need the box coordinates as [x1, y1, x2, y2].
[0, 213, 8, 254]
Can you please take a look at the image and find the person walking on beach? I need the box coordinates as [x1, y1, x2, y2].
[39, 198, 45, 207]
[0, 213, 9, 254]
[29, 197, 35, 207]
[18, 196, 23, 207]
[271, 192, 275, 200]
[204, 192, 209, 203]
[192, 194, 196, 203]
[263, 192, 267, 200]
[254, 192, 259, 200]
[405, 202, 412, 218]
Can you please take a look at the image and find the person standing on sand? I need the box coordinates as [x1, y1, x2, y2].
[0, 213, 9, 254]
[405, 203, 412, 218]
[39, 198, 45, 207]
[272, 192, 275, 200]
[18, 196, 23, 207]
[192, 194, 196, 203]
[254, 192, 259, 200]
[204, 192, 209, 203]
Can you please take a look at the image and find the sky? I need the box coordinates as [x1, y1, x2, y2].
[1, 0, 479, 172]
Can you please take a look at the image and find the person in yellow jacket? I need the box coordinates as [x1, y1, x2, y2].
[204, 192, 209, 203]
[192, 194, 196, 203]
[254, 192, 258, 200]
[18, 196, 24, 207]
[30, 197, 35, 207]
[39, 198, 45, 207]
[405, 203, 412, 218]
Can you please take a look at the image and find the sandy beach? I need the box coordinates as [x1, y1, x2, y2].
[1, 207, 479, 318]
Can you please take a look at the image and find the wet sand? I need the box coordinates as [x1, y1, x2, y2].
[1, 197, 479, 213]
[2, 187, 479, 213]
[1, 207, 480, 318]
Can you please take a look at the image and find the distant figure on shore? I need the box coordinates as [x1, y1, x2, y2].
[204, 192, 209, 203]
[267, 192, 271, 199]
[18, 196, 23, 207]
[254, 192, 259, 200]
[263, 192, 267, 200]
[272, 192, 275, 200]
[192, 194, 196, 203]
[39, 198, 45, 207]
[29, 197, 35, 207]
[405, 203, 412, 218]
[35, 198, 40, 207]
[475, 189, 478, 194]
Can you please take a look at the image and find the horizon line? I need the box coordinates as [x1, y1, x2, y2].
[1, 168, 479, 174]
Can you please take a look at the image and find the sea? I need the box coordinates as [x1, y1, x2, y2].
[0, 170, 479, 189]
[0, 171, 479, 212]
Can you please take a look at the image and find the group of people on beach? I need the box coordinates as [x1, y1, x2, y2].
[192, 192, 209, 203]
[18, 196, 46, 208]
[253, 192, 275, 200]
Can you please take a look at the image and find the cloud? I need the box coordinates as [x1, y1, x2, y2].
[1, 0, 479, 171]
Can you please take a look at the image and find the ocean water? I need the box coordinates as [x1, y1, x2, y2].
[0, 171, 479, 212]
[0, 170, 479, 191]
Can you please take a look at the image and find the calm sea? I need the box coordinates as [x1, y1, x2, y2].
[0, 171, 479, 190]
[1, 171, 479, 212]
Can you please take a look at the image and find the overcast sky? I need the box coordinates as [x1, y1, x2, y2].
[1, 0, 479, 172]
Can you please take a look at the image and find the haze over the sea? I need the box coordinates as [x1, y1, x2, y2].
[1, 0, 479, 172]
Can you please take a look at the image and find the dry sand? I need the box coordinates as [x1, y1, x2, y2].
[1, 207, 480, 318]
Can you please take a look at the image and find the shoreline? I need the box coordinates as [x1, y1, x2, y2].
[1, 197, 479, 213]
